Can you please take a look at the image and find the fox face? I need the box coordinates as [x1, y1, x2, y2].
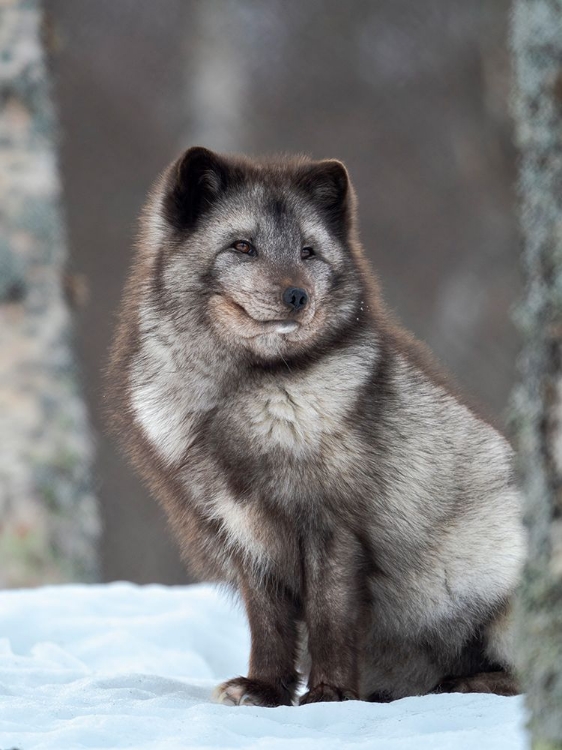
[150, 147, 365, 361]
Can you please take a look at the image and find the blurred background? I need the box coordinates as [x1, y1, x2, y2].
[1, 0, 518, 587]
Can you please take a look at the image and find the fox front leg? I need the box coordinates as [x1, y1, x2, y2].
[299, 532, 368, 704]
[214, 576, 302, 707]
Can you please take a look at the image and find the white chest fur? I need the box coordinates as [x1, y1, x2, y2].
[238, 345, 376, 455]
[131, 305, 377, 463]
[130, 308, 220, 465]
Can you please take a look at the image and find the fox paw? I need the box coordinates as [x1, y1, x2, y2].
[434, 671, 520, 697]
[299, 683, 358, 704]
[213, 676, 293, 707]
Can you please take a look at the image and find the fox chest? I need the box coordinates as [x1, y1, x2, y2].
[221, 357, 373, 458]
[200, 381, 374, 525]
[234, 381, 342, 454]
[132, 339, 375, 481]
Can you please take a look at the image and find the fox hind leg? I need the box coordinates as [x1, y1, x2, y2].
[434, 670, 519, 696]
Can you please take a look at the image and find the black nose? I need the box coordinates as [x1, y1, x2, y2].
[282, 286, 308, 312]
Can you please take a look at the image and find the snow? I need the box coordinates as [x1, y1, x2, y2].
[0, 582, 527, 750]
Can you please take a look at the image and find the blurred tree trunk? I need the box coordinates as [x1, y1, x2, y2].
[0, 0, 99, 587]
[188, 0, 249, 153]
[512, 1, 562, 748]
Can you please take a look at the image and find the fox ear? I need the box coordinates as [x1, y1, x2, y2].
[296, 159, 350, 234]
[163, 146, 231, 232]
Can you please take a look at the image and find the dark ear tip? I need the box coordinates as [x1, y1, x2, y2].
[295, 158, 351, 233]
[176, 146, 218, 173]
[300, 158, 349, 202]
[321, 158, 348, 173]
[320, 159, 349, 187]
[181, 145, 217, 161]
[164, 147, 228, 232]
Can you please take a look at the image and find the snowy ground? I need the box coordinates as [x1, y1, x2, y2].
[0, 582, 526, 750]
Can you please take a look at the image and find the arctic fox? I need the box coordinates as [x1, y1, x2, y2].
[107, 147, 524, 706]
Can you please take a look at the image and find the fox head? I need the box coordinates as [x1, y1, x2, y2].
[143, 147, 369, 362]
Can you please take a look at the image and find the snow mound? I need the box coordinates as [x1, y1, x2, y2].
[0, 582, 526, 749]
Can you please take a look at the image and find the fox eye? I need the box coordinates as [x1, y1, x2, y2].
[232, 240, 257, 257]
[301, 246, 315, 259]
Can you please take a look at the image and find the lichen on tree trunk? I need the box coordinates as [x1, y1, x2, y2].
[511, 1, 562, 747]
[0, 0, 99, 586]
